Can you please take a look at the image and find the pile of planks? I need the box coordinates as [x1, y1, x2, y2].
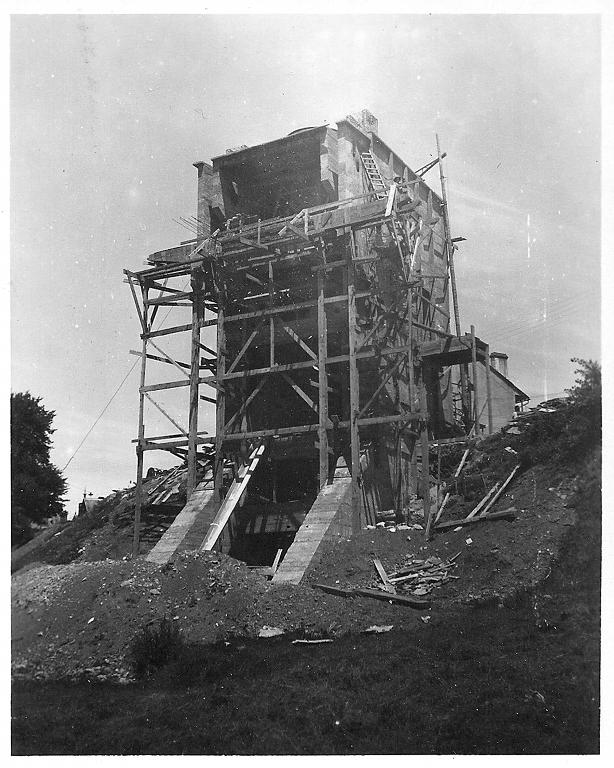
[385, 553, 460, 597]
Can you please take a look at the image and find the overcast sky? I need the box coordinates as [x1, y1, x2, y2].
[10, 13, 601, 515]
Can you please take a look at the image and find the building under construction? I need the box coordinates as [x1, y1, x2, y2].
[124, 110, 528, 582]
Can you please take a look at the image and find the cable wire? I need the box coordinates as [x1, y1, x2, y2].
[61, 276, 191, 472]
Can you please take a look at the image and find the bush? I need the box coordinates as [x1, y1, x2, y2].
[517, 358, 601, 468]
[129, 617, 184, 676]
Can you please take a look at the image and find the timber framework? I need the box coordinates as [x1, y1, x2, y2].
[124, 110, 528, 579]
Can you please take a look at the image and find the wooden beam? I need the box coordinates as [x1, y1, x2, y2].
[223, 377, 266, 434]
[214, 304, 226, 501]
[187, 269, 203, 497]
[435, 507, 517, 531]
[226, 322, 263, 375]
[279, 321, 317, 361]
[148, 339, 194, 380]
[471, 324, 479, 434]
[348, 232, 361, 532]
[132, 286, 148, 557]
[479, 465, 521, 518]
[317, 266, 329, 488]
[421, 385, 433, 539]
[357, 355, 403, 420]
[281, 373, 319, 413]
[129, 349, 190, 369]
[144, 392, 188, 437]
[485, 342, 494, 434]
[201, 442, 266, 551]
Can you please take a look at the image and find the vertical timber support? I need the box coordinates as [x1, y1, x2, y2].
[471, 324, 479, 435]
[214, 303, 226, 502]
[484, 343, 494, 434]
[317, 246, 329, 488]
[436, 134, 470, 430]
[421, 383, 433, 538]
[187, 267, 204, 498]
[132, 283, 149, 558]
[348, 231, 361, 532]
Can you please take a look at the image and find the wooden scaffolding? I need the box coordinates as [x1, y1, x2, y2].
[126, 139, 494, 555]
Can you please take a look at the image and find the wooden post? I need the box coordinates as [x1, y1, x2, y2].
[485, 343, 494, 435]
[420, 384, 432, 538]
[187, 268, 203, 498]
[214, 303, 226, 502]
[269, 262, 275, 368]
[132, 285, 149, 558]
[317, 258, 329, 488]
[436, 134, 470, 429]
[436, 442, 441, 511]
[348, 232, 361, 532]
[471, 324, 479, 435]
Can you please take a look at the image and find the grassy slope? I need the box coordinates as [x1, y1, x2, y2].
[11, 459, 600, 755]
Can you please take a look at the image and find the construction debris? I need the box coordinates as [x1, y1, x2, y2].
[436, 507, 517, 531]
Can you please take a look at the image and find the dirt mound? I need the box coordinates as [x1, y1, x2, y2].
[11, 552, 269, 681]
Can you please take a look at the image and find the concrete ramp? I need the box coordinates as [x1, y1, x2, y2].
[146, 481, 218, 565]
[272, 467, 353, 585]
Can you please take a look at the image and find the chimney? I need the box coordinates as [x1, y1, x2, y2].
[490, 351, 509, 378]
[193, 161, 224, 238]
[350, 109, 378, 135]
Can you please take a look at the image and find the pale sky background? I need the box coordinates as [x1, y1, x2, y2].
[10, 13, 601, 516]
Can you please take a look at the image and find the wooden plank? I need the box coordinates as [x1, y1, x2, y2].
[223, 377, 267, 434]
[471, 324, 479, 434]
[219, 412, 425, 442]
[149, 339, 193, 380]
[357, 356, 404, 419]
[348, 233, 361, 532]
[434, 447, 470, 524]
[281, 373, 318, 413]
[129, 349, 190, 369]
[372, 558, 395, 593]
[465, 482, 501, 520]
[226, 323, 263, 375]
[353, 587, 431, 609]
[201, 442, 266, 551]
[187, 269, 203, 498]
[193, 343, 415, 386]
[132, 286, 149, 557]
[312, 583, 355, 598]
[144, 392, 188, 437]
[479, 465, 521, 517]
[485, 342, 494, 434]
[421, 385, 433, 539]
[143, 323, 192, 339]
[271, 548, 284, 575]
[214, 304, 226, 502]
[317, 266, 329, 488]
[279, 321, 317, 361]
[435, 507, 517, 531]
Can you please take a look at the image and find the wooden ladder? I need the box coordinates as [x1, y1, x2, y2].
[360, 151, 388, 199]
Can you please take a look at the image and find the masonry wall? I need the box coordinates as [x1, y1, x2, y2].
[470, 362, 517, 433]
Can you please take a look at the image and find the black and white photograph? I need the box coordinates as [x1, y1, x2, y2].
[8, 3, 605, 756]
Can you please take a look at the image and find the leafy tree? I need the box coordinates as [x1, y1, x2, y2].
[11, 392, 67, 546]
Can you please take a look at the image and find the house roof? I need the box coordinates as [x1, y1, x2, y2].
[488, 364, 530, 402]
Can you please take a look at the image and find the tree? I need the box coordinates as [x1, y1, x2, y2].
[11, 392, 67, 546]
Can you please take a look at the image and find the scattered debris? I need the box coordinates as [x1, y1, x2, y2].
[435, 507, 517, 531]
[292, 639, 333, 645]
[258, 626, 285, 638]
[372, 558, 395, 594]
[465, 538, 473, 545]
[364, 625, 393, 634]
